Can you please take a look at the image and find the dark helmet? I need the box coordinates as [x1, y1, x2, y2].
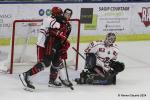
[64, 8, 73, 17]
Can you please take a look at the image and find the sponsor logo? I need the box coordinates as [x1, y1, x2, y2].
[80, 8, 93, 24]
[138, 7, 150, 27]
[39, 9, 45, 16]
[46, 9, 51, 16]
[84, 14, 97, 30]
[38, 9, 51, 16]
[0, 14, 12, 28]
[99, 7, 130, 11]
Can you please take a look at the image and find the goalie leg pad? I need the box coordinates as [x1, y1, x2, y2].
[75, 70, 116, 85]
[85, 53, 96, 69]
[86, 73, 116, 85]
[75, 70, 89, 84]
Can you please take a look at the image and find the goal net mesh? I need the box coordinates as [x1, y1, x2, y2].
[0, 19, 80, 74]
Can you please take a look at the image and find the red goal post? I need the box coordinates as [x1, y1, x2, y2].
[9, 19, 80, 74]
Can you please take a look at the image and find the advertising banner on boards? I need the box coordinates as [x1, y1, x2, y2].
[0, 3, 149, 38]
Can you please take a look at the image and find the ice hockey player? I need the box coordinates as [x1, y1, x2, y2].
[75, 33, 125, 85]
[48, 8, 73, 87]
[37, 8, 72, 63]
[36, 7, 64, 62]
[19, 7, 72, 91]
[37, 8, 73, 88]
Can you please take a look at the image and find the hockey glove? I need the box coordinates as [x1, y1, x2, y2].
[109, 60, 125, 72]
[48, 29, 67, 41]
[57, 31, 67, 41]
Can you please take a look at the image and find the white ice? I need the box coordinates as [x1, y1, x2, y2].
[0, 41, 150, 100]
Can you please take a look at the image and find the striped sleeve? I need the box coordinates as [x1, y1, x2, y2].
[39, 17, 60, 36]
[84, 41, 99, 53]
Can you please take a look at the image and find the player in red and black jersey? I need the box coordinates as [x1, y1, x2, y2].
[19, 7, 73, 91]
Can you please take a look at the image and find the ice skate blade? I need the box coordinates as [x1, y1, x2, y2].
[19, 74, 27, 87]
[48, 84, 62, 88]
[24, 87, 34, 92]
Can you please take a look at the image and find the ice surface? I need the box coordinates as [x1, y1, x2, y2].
[0, 41, 150, 100]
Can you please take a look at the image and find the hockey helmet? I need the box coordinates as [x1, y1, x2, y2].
[51, 7, 63, 17]
[105, 33, 116, 46]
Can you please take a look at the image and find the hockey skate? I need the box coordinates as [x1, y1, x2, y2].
[48, 80, 62, 88]
[19, 73, 35, 92]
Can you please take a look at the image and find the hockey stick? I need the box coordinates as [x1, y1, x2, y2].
[72, 47, 86, 60]
[59, 60, 74, 90]
[62, 60, 74, 90]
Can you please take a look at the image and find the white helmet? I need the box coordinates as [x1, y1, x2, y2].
[104, 33, 116, 46]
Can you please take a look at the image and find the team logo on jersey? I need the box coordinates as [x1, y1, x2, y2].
[138, 7, 150, 27]
[99, 48, 105, 52]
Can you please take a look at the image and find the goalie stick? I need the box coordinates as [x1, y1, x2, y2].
[72, 47, 86, 60]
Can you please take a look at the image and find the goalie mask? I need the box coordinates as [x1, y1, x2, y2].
[104, 33, 116, 46]
[63, 8, 73, 20]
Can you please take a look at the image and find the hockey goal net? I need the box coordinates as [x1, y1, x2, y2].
[0, 19, 80, 74]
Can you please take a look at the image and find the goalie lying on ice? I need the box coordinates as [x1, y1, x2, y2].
[75, 33, 125, 85]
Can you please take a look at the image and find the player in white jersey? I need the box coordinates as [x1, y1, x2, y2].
[37, 7, 63, 62]
[75, 33, 125, 85]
